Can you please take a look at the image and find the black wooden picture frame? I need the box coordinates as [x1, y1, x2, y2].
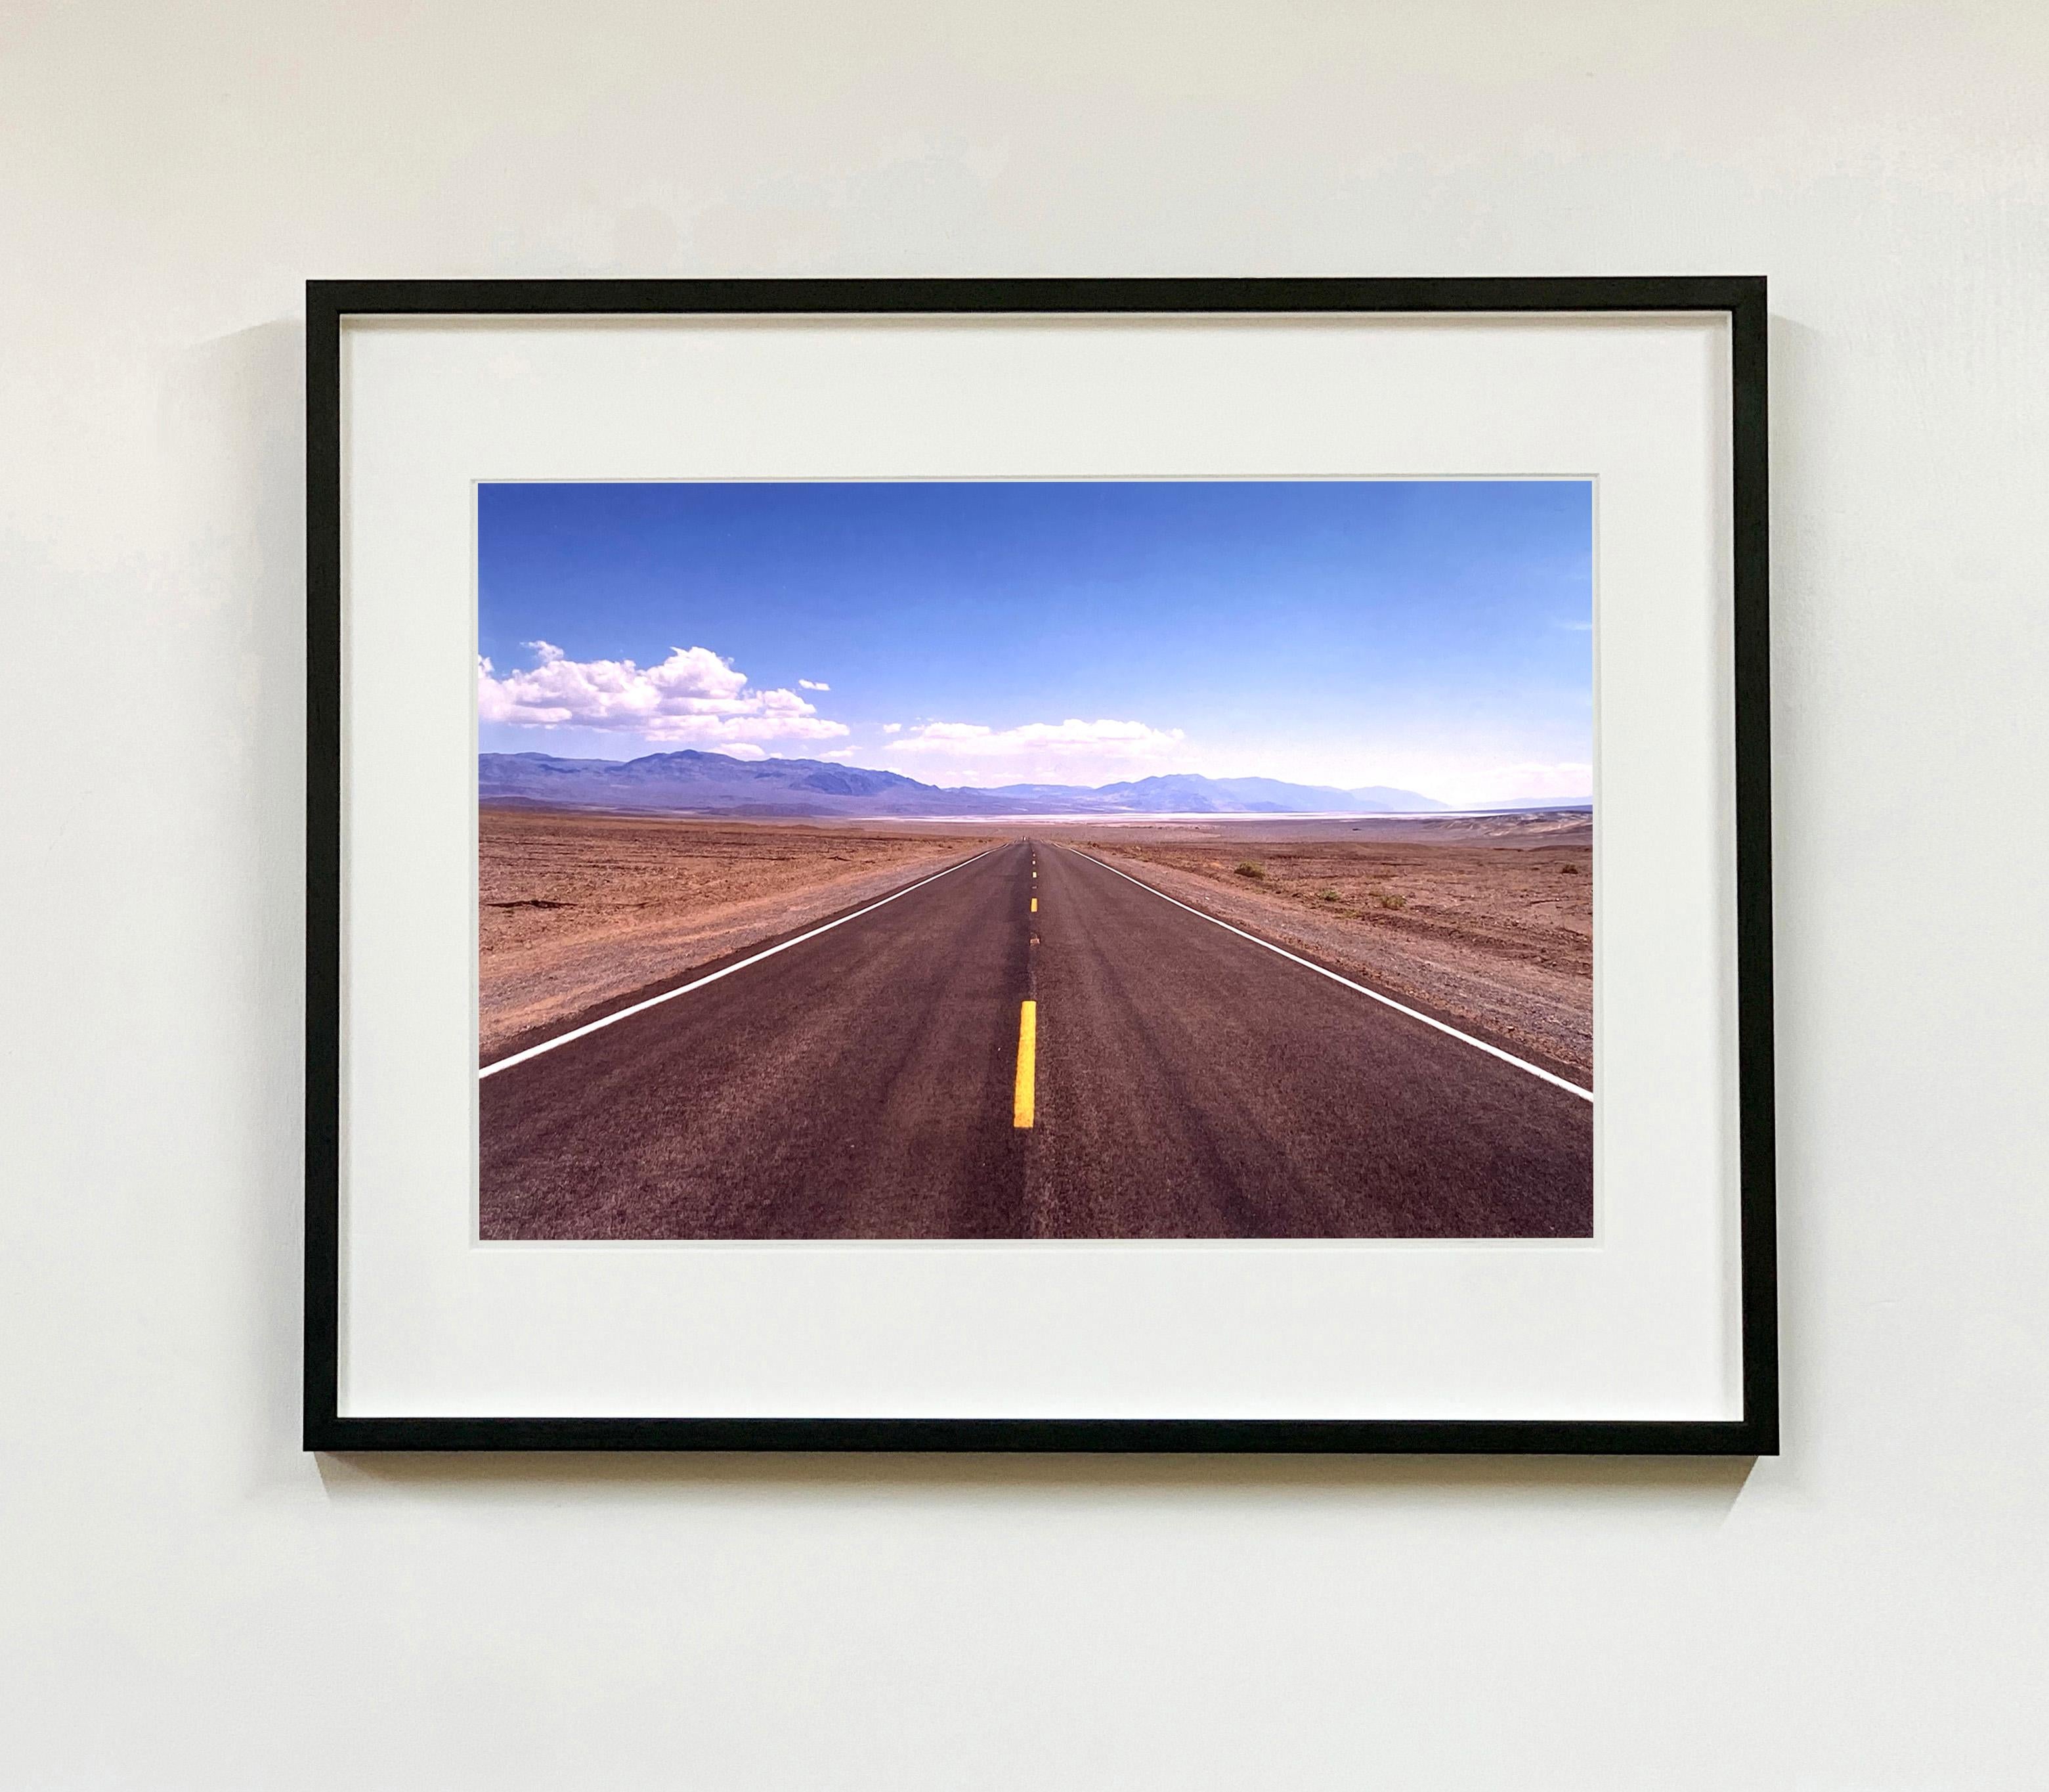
[305, 276, 1776, 1455]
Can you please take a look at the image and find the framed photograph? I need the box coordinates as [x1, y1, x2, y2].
[306, 276, 1775, 1453]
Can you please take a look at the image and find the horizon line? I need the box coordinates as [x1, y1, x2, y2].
[477, 743, 1595, 808]
[478, 743, 1450, 797]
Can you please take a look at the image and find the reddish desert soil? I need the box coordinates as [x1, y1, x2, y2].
[1062, 812, 1593, 1078]
[479, 808, 989, 1057]
[481, 805, 1593, 1080]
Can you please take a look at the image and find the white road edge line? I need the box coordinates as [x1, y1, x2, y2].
[1069, 848, 1593, 1103]
[479, 850, 993, 1080]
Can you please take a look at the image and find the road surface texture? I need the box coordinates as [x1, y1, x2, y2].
[479, 839, 1593, 1239]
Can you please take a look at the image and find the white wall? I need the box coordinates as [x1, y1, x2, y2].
[5, 4, 2045, 1785]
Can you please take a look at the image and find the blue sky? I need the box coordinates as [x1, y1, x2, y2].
[478, 479, 1591, 806]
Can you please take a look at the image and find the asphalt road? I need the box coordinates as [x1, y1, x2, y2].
[479, 838, 1593, 1240]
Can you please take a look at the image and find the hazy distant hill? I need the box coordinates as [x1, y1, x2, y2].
[991, 773, 1449, 814]
[1347, 783, 1453, 813]
[481, 751, 1454, 818]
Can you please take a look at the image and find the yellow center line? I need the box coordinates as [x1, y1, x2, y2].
[1012, 1001, 1037, 1129]
[1030, 896, 1037, 912]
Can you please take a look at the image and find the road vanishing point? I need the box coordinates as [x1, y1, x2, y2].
[479, 839, 1594, 1240]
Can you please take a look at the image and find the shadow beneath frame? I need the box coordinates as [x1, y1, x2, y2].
[316, 1449, 1759, 1516]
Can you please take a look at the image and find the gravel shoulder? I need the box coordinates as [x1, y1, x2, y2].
[1077, 828, 1592, 1080]
[480, 808, 991, 1057]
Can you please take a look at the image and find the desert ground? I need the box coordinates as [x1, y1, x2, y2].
[481, 806, 1591, 1079]
[479, 808, 1593, 1238]
[1057, 812, 1592, 1078]
[479, 808, 991, 1058]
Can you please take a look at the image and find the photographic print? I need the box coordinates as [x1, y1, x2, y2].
[475, 477, 1596, 1242]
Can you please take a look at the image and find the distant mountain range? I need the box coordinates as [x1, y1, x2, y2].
[478, 751, 1463, 819]
[987, 773, 1450, 815]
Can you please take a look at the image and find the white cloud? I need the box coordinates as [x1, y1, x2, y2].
[798, 678, 830, 691]
[478, 641, 850, 747]
[882, 716, 1186, 786]
[880, 722, 902, 733]
[890, 717, 1185, 757]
